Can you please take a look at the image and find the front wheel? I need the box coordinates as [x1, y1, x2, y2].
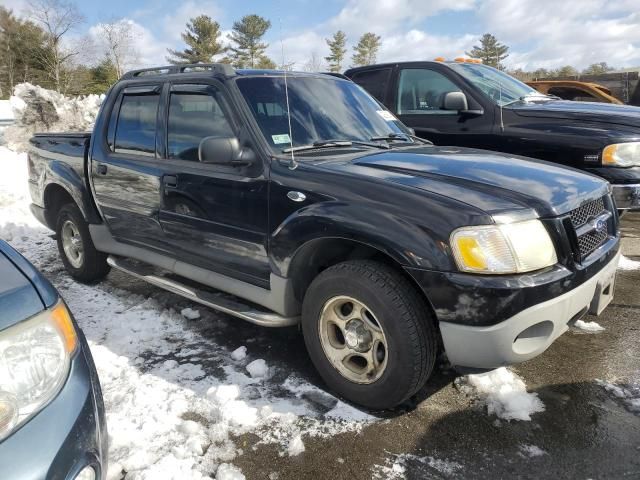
[302, 260, 438, 410]
[56, 203, 110, 282]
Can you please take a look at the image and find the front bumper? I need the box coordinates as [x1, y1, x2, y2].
[437, 250, 620, 368]
[612, 183, 640, 210]
[0, 332, 108, 479]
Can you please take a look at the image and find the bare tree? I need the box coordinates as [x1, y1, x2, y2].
[97, 18, 139, 77]
[303, 51, 322, 72]
[28, 0, 85, 92]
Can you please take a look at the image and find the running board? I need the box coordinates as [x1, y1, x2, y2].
[106, 256, 299, 327]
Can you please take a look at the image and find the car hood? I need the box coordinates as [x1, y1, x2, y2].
[349, 146, 609, 218]
[510, 100, 640, 128]
[0, 240, 57, 330]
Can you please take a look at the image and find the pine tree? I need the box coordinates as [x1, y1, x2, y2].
[325, 30, 347, 72]
[255, 56, 276, 69]
[351, 32, 381, 67]
[167, 15, 226, 65]
[466, 33, 509, 69]
[228, 14, 271, 68]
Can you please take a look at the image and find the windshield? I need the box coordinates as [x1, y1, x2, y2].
[449, 63, 546, 106]
[236, 76, 412, 152]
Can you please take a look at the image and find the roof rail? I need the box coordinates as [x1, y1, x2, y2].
[120, 63, 236, 80]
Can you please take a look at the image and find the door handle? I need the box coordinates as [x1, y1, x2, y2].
[163, 175, 178, 188]
[97, 164, 108, 175]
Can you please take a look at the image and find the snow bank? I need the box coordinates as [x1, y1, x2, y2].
[619, 255, 640, 271]
[573, 320, 605, 332]
[455, 367, 545, 421]
[3, 83, 103, 152]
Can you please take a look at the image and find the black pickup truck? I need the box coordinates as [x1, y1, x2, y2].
[345, 61, 640, 211]
[27, 64, 620, 409]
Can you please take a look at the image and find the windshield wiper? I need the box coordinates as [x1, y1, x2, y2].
[282, 139, 390, 153]
[370, 133, 433, 145]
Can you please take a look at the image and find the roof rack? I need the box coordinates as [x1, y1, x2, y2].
[120, 63, 235, 80]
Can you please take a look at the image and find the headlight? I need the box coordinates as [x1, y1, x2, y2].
[0, 301, 77, 441]
[602, 142, 640, 167]
[451, 220, 557, 274]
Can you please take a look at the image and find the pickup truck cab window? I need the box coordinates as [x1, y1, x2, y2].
[397, 68, 462, 115]
[114, 93, 159, 157]
[349, 68, 392, 104]
[167, 91, 234, 161]
[235, 76, 411, 152]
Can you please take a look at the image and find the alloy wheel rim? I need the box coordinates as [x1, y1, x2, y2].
[61, 219, 84, 268]
[318, 295, 388, 384]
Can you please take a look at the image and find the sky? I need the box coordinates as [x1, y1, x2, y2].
[5, 0, 640, 72]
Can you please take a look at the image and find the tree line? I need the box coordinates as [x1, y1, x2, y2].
[0, 3, 622, 99]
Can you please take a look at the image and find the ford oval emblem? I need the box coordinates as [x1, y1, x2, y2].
[596, 218, 607, 234]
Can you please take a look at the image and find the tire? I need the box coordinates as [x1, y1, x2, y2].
[56, 203, 110, 282]
[301, 260, 437, 410]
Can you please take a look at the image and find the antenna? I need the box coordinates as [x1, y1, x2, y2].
[499, 80, 505, 132]
[279, 18, 297, 170]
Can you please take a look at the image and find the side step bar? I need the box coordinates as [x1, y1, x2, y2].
[107, 256, 300, 327]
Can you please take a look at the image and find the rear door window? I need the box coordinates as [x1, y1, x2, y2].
[167, 90, 234, 161]
[397, 69, 461, 115]
[350, 68, 392, 103]
[114, 93, 159, 156]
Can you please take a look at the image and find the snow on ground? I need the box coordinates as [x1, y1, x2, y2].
[0, 146, 375, 479]
[597, 379, 640, 415]
[518, 444, 546, 458]
[371, 453, 463, 479]
[573, 320, 605, 332]
[455, 367, 545, 421]
[618, 255, 640, 271]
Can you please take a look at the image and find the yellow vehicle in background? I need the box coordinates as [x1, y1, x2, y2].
[527, 80, 624, 104]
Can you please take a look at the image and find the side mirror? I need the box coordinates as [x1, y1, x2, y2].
[198, 136, 254, 166]
[443, 91, 469, 112]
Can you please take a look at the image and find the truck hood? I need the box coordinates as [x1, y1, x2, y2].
[350, 146, 609, 218]
[510, 100, 640, 128]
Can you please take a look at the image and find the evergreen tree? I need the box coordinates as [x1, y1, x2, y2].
[466, 33, 509, 69]
[167, 15, 226, 64]
[87, 57, 118, 94]
[351, 32, 381, 67]
[325, 30, 347, 72]
[228, 14, 271, 68]
[255, 56, 276, 69]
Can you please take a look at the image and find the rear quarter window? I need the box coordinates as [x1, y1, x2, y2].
[114, 93, 159, 157]
[350, 68, 392, 103]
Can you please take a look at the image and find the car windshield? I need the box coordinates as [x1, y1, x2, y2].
[449, 63, 548, 106]
[236, 75, 413, 153]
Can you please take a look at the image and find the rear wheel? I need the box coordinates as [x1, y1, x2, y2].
[56, 203, 110, 282]
[302, 260, 437, 409]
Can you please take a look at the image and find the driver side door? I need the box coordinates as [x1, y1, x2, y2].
[391, 66, 495, 148]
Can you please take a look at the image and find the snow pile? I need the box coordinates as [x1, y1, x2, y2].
[181, 307, 201, 320]
[371, 453, 462, 479]
[455, 367, 545, 421]
[287, 434, 305, 456]
[573, 320, 605, 332]
[0, 145, 375, 479]
[518, 444, 546, 457]
[3, 83, 103, 152]
[597, 379, 640, 414]
[230, 347, 247, 361]
[618, 255, 640, 271]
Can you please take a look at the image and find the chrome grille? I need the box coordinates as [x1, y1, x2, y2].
[569, 197, 609, 260]
[570, 197, 605, 229]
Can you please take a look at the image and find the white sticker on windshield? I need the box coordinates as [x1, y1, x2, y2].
[272, 133, 291, 144]
[377, 110, 396, 121]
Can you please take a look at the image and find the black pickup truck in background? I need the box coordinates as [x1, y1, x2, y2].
[27, 64, 620, 409]
[345, 60, 640, 211]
